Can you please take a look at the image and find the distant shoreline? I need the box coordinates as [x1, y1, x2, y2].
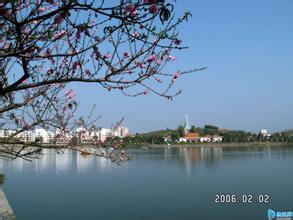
[146, 142, 293, 148]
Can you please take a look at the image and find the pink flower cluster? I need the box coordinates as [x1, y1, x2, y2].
[65, 89, 76, 100]
[47, 67, 53, 75]
[168, 55, 176, 61]
[92, 46, 101, 60]
[149, 4, 158, 14]
[125, 4, 137, 16]
[53, 30, 66, 40]
[147, 53, 157, 63]
[135, 61, 144, 68]
[172, 71, 180, 83]
[144, 0, 158, 14]
[104, 53, 111, 59]
[143, 89, 149, 95]
[123, 51, 130, 58]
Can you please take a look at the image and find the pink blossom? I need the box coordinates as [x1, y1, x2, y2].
[149, 4, 158, 14]
[67, 94, 76, 100]
[93, 46, 100, 60]
[175, 39, 182, 45]
[65, 89, 74, 96]
[156, 59, 162, 65]
[153, 37, 158, 45]
[147, 53, 157, 63]
[47, 68, 53, 75]
[76, 31, 81, 40]
[143, 90, 149, 95]
[54, 14, 63, 25]
[70, 49, 78, 55]
[123, 51, 130, 58]
[32, 20, 38, 24]
[156, 78, 162, 83]
[168, 55, 176, 61]
[104, 53, 111, 59]
[53, 30, 66, 40]
[133, 31, 139, 38]
[85, 69, 91, 76]
[3, 41, 10, 49]
[164, 49, 170, 55]
[135, 61, 144, 68]
[125, 4, 137, 15]
[39, 7, 46, 12]
[46, 48, 52, 56]
[72, 61, 80, 70]
[173, 71, 180, 82]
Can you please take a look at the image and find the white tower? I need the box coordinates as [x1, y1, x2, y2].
[184, 114, 191, 133]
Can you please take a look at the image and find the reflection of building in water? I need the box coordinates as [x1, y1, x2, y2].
[76, 152, 94, 173]
[96, 156, 113, 172]
[56, 149, 72, 174]
[164, 147, 172, 161]
[200, 147, 223, 162]
[35, 149, 56, 172]
[11, 157, 24, 172]
[179, 147, 223, 175]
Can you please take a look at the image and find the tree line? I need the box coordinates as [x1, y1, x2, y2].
[122, 125, 293, 145]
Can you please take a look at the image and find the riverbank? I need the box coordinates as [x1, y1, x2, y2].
[147, 142, 292, 148]
[0, 189, 16, 220]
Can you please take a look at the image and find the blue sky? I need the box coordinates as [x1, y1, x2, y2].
[73, 0, 293, 133]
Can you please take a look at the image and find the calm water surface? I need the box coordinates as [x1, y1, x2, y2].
[1, 146, 293, 220]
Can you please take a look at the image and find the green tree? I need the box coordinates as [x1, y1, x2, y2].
[177, 126, 185, 137]
[171, 131, 180, 141]
[203, 125, 219, 135]
[190, 125, 196, 133]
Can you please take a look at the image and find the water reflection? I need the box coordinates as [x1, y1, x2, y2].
[56, 149, 72, 174]
[0, 146, 292, 177]
[162, 146, 291, 176]
[0, 149, 116, 175]
[36, 149, 56, 173]
[177, 147, 223, 175]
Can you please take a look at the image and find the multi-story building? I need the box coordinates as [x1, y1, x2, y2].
[0, 129, 16, 139]
[16, 130, 35, 143]
[115, 126, 130, 138]
[55, 128, 73, 143]
[35, 128, 54, 143]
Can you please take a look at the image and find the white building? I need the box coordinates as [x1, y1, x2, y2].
[76, 127, 113, 143]
[260, 129, 271, 137]
[35, 128, 54, 143]
[199, 137, 211, 143]
[115, 126, 130, 138]
[76, 127, 90, 143]
[199, 135, 223, 143]
[178, 137, 187, 143]
[16, 130, 35, 143]
[212, 135, 223, 142]
[0, 129, 4, 138]
[55, 128, 72, 143]
[0, 129, 16, 139]
[96, 128, 112, 142]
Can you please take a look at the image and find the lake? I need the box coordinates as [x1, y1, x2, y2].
[1, 146, 293, 220]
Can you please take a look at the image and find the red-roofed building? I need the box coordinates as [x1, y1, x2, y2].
[185, 133, 200, 143]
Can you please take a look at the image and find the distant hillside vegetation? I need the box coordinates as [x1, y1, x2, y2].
[284, 129, 293, 136]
